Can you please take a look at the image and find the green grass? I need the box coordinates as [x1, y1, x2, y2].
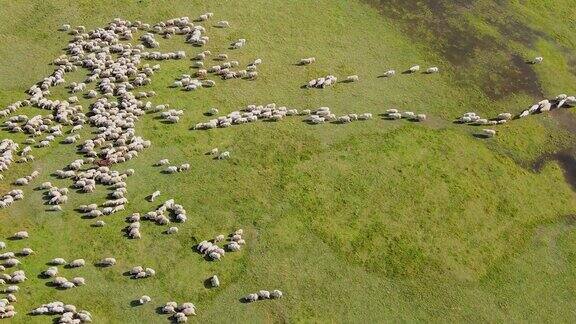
[1, 0, 576, 322]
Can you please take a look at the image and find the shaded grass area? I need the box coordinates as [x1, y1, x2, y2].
[0, 0, 575, 322]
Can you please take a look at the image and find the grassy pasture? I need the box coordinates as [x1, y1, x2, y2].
[0, 0, 576, 322]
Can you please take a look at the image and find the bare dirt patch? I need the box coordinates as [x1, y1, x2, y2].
[364, 0, 543, 99]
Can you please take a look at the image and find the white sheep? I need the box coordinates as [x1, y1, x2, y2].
[13, 231, 28, 239]
[299, 57, 316, 65]
[69, 259, 85, 268]
[270, 289, 283, 299]
[383, 69, 396, 77]
[346, 75, 359, 82]
[150, 190, 161, 201]
[210, 275, 220, 288]
[139, 295, 152, 305]
[482, 129, 496, 138]
[216, 20, 230, 28]
[99, 257, 116, 267]
[165, 166, 178, 173]
[50, 258, 67, 265]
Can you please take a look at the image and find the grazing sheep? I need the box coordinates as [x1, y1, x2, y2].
[244, 293, 258, 303]
[139, 295, 152, 305]
[98, 257, 116, 267]
[216, 20, 230, 28]
[20, 247, 34, 256]
[145, 268, 156, 277]
[359, 113, 373, 120]
[44, 267, 58, 278]
[157, 159, 170, 166]
[426, 67, 439, 74]
[482, 129, 496, 138]
[150, 190, 161, 202]
[71, 277, 85, 286]
[0, 242, 5, 249]
[61, 281, 76, 289]
[53, 277, 68, 286]
[532, 56, 543, 64]
[50, 258, 66, 266]
[94, 220, 106, 227]
[165, 166, 178, 173]
[210, 275, 220, 288]
[217, 151, 230, 160]
[13, 231, 28, 239]
[408, 65, 420, 73]
[383, 69, 396, 77]
[338, 115, 351, 124]
[346, 75, 359, 82]
[69, 259, 85, 268]
[299, 57, 316, 65]
[166, 226, 178, 234]
[257, 290, 271, 299]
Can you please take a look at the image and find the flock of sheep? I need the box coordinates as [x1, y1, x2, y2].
[455, 92, 576, 137]
[196, 229, 246, 261]
[0, 7, 569, 322]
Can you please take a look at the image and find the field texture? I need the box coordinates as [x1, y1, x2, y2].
[0, 0, 576, 322]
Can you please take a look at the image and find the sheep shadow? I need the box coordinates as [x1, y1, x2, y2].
[154, 306, 166, 315]
[37, 273, 51, 279]
[338, 80, 355, 84]
[44, 281, 57, 288]
[299, 85, 309, 89]
[93, 262, 113, 268]
[239, 297, 251, 304]
[63, 264, 81, 269]
[203, 278, 215, 289]
[401, 70, 415, 74]
[130, 300, 143, 307]
[377, 75, 393, 78]
[473, 133, 492, 139]
[122, 271, 134, 277]
[301, 120, 322, 125]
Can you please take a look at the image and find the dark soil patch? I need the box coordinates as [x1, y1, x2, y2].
[532, 148, 576, 191]
[550, 108, 576, 134]
[481, 53, 543, 100]
[364, 0, 543, 99]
